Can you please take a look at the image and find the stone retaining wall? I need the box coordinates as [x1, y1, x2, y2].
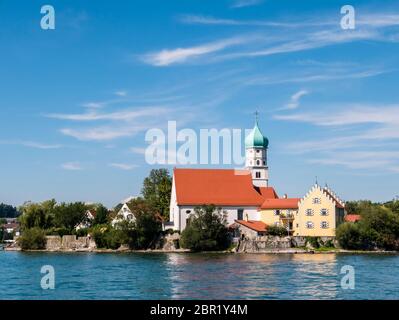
[45, 235, 96, 251]
[237, 236, 292, 252]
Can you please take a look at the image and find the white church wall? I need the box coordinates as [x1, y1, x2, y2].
[176, 206, 260, 231]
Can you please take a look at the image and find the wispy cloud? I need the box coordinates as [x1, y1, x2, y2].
[231, 0, 263, 9]
[283, 90, 309, 110]
[141, 36, 254, 66]
[179, 15, 331, 27]
[0, 140, 62, 149]
[61, 162, 82, 171]
[46, 107, 168, 122]
[275, 105, 399, 126]
[277, 104, 399, 173]
[60, 126, 142, 141]
[114, 90, 127, 97]
[109, 163, 138, 170]
[241, 67, 388, 87]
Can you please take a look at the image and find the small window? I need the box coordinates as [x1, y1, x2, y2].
[186, 210, 191, 214]
[274, 210, 280, 216]
[306, 221, 314, 229]
[263, 161, 266, 165]
[256, 160, 260, 165]
[320, 209, 329, 216]
[256, 172, 261, 178]
[256, 149, 260, 153]
[321, 221, 329, 229]
[296, 223, 299, 228]
[305, 209, 314, 216]
[312, 198, 321, 204]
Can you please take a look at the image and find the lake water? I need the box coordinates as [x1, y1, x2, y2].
[1, 251, 398, 300]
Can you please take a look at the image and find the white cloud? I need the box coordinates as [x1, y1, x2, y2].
[274, 105, 399, 126]
[114, 90, 127, 97]
[109, 163, 138, 170]
[61, 162, 82, 171]
[60, 126, 141, 141]
[277, 104, 399, 173]
[141, 36, 251, 66]
[283, 90, 309, 110]
[46, 107, 167, 122]
[231, 0, 263, 8]
[0, 140, 62, 149]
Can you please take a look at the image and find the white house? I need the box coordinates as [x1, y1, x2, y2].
[111, 203, 136, 226]
[75, 209, 97, 230]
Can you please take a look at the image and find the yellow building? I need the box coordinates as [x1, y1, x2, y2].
[260, 197, 300, 235]
[296, 184, 345, 237]
[260, 184, 346, 237]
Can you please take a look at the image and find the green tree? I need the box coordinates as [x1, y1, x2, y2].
[141, 169, 172, 219]
[266, 225, 287, 237]
[17, 227, 47, 250]
[337, 206, 399, 250]
[180, 205, 230, 252]
[123, 198, 162, 249]
[53, 202, 87, 232]
[0, 203, 20, 218]
[93, 204, 109, 225]
[18, 200, 56, 230]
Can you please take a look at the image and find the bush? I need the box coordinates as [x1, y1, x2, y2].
[180, 205, 230, 251]
[74, 228, 88, 237]
[337, 207, 399, 250]
[305, 236, 320, 249]
[91, 224, 128, 249]
[266, 225, 287, 237]
[45, 227, 70, 237]
[17, 228, 47, 250]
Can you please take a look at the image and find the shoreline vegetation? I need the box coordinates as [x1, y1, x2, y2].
[2, 169, 399, 254]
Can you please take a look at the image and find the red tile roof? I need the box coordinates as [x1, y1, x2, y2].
[344, 214, 361, 222]
[261, 198, 300, 209]
[258, 186, 279, 199]
[174, 168, 278, 206]
[235, 220, 268, 232]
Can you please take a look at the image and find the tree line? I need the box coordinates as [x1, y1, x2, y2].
[337, 200, 399, 250]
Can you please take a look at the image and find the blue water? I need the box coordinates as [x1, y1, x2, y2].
[1, 251, 398, 299]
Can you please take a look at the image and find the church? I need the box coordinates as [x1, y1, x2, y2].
[168, 117, 346, 238]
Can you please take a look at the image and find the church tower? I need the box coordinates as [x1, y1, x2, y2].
[245, 113, 269, 187]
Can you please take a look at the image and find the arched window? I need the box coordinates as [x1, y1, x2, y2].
[256, 160, 260, 165]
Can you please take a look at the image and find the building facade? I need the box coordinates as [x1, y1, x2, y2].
[167, 116, 347, 236]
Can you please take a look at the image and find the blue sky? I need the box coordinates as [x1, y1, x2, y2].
[1, 0, 399, 207]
